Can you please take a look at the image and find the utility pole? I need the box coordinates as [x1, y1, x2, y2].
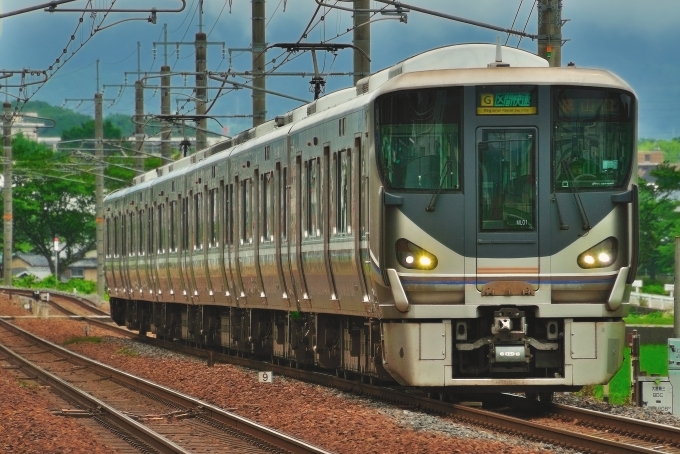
[161, 24, 172, 159]
[135, 42, 145, 171]
[2, 102, 12, 286]
[94, 91, 105, 298]
[195, 31, 208, 150]
[537, 0, 562, 67]
[353, 0, 371, 84]
[154, 22, 225, 154]
[252, 0, 266, 127]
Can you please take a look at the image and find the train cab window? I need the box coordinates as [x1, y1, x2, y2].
[209, 188, 218, 248]
[376, 87, 462, 191]
[552, 87, 635, 190]
[194, 193, 203, 250]
[262, 173, 274, 242]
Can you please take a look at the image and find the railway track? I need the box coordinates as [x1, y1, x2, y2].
[0, 318, 330, 454]
[133, 332, 680, 453]
[0, 287, 137, 339]
[4, 287, 680, 452]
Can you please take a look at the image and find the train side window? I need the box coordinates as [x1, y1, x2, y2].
[194, 192, 203, 251]
[242, 179, 252, 244]
[209, 188, 218, 248]
[128, 212, 134, 257]
[262, 172, 273, 242]
[148, 208, 154, 255]
[169, 201, 177, 252]
[113, 217, 118, 258]
[157, 204, 164, 253]
[306, 159, 319, 237]
[225, 183, 234, 246]
[281, 167, 287, 240]
[337, 149, 350, 234]
[339, 117, 346, 136]
[138, 209, 145, 256]
[124, 213, 131, 257]
[105, 218, 110, 257]
[182, 197, 189, 252]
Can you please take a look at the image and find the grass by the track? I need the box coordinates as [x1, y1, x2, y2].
[624, 311, 675, 326]
[581, 344, 670, 405]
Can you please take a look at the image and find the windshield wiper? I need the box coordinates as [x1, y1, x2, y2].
[561, 160, 591, 231]
[426, 160, 453, 212]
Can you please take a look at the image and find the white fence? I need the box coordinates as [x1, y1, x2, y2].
[629, 292, 675, 311]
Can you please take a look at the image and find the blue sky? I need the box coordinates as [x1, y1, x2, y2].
[1, 0, 679, 139]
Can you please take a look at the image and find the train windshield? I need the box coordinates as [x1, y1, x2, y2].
[552, 87, 635, 190]
[375, 88, 462, 191]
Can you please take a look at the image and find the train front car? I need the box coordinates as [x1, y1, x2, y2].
[370, 45, 636, 395]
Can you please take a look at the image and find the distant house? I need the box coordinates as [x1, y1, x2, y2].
[9, 251, 97, 283]
[11, 253, 52, 280]
[67, 257, 97, 282]
[638, 150, 665, 183]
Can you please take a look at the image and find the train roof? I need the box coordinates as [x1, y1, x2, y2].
[119, 43, 630, 193]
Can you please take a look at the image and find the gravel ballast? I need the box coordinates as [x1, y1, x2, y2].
[2, 293, 679, 453]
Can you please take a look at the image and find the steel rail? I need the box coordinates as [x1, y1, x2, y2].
[0, 287, 108, 316]
[494, 393, 680, 446]
[135, 336, 679, 454]
[0, 326, 190, 453]
[0, 319, 332, 454]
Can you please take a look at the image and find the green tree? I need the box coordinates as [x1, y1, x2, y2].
[638, 162, 680, 280]
[8, 135, 96, 278]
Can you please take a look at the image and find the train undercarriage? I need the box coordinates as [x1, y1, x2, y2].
[110, 298, 621, 395]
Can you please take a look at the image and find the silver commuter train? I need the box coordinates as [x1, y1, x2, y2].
[104, 43, 637, 396]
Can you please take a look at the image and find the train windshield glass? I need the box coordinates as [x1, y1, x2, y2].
[552, 87, 635, 190]
[375, 88, 462, 191]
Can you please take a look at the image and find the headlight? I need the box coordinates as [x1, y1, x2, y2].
[396, 238, 438, 270]
[577, 237, 618, 269]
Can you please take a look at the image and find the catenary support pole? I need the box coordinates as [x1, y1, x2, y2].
[195, 32, 208, 151]
[353, 0, 371, 84]
[2, 102, 12, 285]
[537, 0, 562, 67]
[161, 65, 172, 159]
[252, 0, 266, 127]
[135, 80, 145, 171]
[95, 93, 105, 298]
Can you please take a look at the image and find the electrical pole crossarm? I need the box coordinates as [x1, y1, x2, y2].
[271, 43, 371, 62]
[0, 0, 77, 18]
[372, 0, 538, 40]
[44, 0, 186, 13]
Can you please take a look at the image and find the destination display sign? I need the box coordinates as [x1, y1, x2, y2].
[477, 88, 537, 115]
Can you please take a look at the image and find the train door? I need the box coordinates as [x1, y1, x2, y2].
[475, 127, 539, 293]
